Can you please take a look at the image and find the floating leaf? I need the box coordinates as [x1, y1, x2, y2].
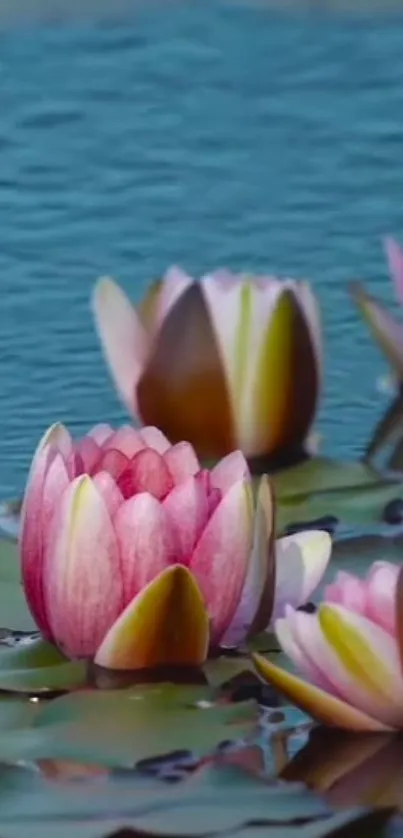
[0, 684, 258, 768]
[0, 761, 337, 838]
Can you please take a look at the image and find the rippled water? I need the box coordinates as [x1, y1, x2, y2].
[1, 1, 403, 496]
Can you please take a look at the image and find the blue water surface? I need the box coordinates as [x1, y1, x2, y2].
[1, 0, 403, 496]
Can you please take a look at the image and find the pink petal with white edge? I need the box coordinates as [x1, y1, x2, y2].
[44, 476, 123, 659]
[92, 277, 148, 415]
[155, 266, 194, 331]
[163, 476, 209, 562]
[270, 530, 332, 623]
[221, 476, 273, 648]
[384, 236, 403, 306]
[164, 442, 200, 485]
[140, 426, 171, 454]
[366, 561, 399, 635]
[20, 447, 70, 638]
[88, 424, 114, 445]
[104, 426, 145, 458]
[114, 493, 177, 603]
[210, 450, 250, 493]
[189, 479, 253, 645]
[275, 616, 335, 692]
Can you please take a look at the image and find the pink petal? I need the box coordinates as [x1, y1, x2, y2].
[189, 479, 252, 645]
[74, 437, 101, 475]
[114, 493, 177, 603]
[92, 277, 148, 415]
[93, 448, 130, 481]
[163, 476, 209, 562]
[164, 442, 200, 485]
[366, 561, 399, 635]
[20, 446, 70, 638]
[92, 471, 124, 517]
[140, 426, 171, 453]
[44, 476, 123, 658]
[88, 423, 114, 445]
[384, 236, 403, 306]
[275, 614, 335, 692]
[210, 451, 250, 493]
[103, 425, 145, 458]
[122, 448, 174, 501]
[324, 571, 368, 614]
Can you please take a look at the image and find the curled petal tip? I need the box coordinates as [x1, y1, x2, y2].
[95, 564, 210, 671]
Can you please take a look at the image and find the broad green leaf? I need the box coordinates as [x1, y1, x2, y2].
[0, 762, 331, 838]
[0, 539, 34, 633]
[0, 685, 258, 768]
[271, 458, 382, 500]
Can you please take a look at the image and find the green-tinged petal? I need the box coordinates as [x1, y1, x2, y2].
[137, 282, 236, 458]
[220, 475, 276, 646]
[318, 604, 403, 727]
[350, 281, 403, 379]
[95, 565, 209, 670]
[137, 278, 163, 332]
[251, 288, 319, 457]
[363, 392, 403, 464]
[252, 653, 390, 731]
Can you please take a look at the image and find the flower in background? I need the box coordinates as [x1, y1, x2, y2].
[20, 422, 331, 670]
[253, 561, 403, 731]
[351, 236, 403, 385]
[92, 268, 322, 464]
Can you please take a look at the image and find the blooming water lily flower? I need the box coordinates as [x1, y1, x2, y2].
[253, 561, 403, 731]
[92, 268, 322, 464]
[20, 422, 331, 670]
[351, 236, 403, 384]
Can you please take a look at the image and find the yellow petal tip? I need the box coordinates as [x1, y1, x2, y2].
[95, 565, 210, 671]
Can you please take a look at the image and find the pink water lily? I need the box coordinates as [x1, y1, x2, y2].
[350, 236, 403, 382]
[20, 422, 331, 670]
[92, 268, 322, 462]
[253, 561, 403, 732]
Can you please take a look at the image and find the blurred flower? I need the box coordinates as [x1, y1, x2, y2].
[20, 423, 331, 671]
[253, 561, 403, 731]
[92, 269, 322, 463]
[351, 236, 403, 385]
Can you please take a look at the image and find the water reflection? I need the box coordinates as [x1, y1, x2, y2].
[283, 726, 403, 811]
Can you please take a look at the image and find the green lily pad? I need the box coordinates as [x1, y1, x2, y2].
[0, 684, 259, 768]
[271, 457, 382, 500]
[0, 539, 34, 633]
[0, 762, 332, 838]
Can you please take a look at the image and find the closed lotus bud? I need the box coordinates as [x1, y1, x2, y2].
[92, 269, 322, 464]
[20, 423, 331, 671]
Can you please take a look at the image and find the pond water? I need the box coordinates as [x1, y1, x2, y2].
[1, 1, 403, 497]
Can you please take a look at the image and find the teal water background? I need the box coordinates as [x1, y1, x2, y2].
[1, 1, 403, 497]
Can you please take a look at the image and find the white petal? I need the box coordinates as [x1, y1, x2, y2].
[270, 530, 332, 623]
[92, 277, 148, 415]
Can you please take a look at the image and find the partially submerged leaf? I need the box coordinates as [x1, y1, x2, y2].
[0, 638, 86, 694]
